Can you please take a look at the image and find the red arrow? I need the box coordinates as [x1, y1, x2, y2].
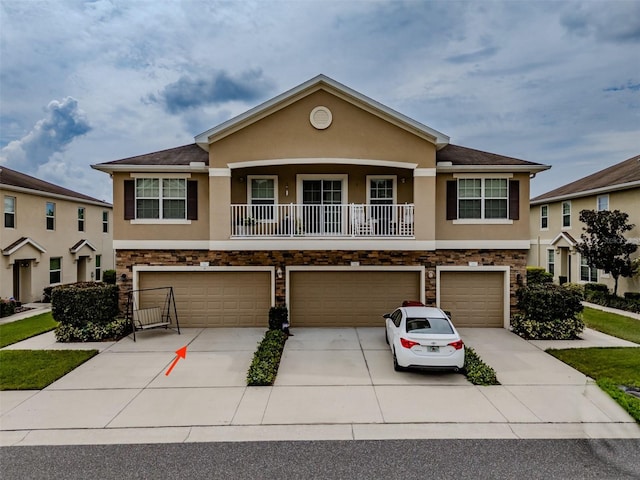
[165, 346, 187, 376]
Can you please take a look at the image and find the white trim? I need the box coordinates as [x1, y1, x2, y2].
[439, 165, 548, 173]
[208, 239, 436, 251]
[310, 106, 332, 129]
[209, 168, 232, 177]
[131, 265, 276, 308]
[453, 173, 513, 179]
[530, 180, 640, 205]
[435, 240, 530, 249]
[130, 172, 191, 179]
[414, 168, 436, 177]
[130, 219, 192, 225]
[550, 231, 578, 247]
[69, 239, 97, 254]
[113, 240, 210, 250]
[366, 175, 397, 205]
[92, 164, 208, 174]
[436, 265, 510, 328]
[285, 265, 426, 318]
[194, 74, 449, 148]
[2, 237, 47, 255]
[226, 158, 418, 170]
[453, 219, 513, 225]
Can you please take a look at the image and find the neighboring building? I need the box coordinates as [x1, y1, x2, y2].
[529, 154, 640, 295]
[1, 167, 114, 303]
[93, 75, 548, 328]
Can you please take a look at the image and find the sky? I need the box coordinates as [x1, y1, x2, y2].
[1, 0, 639, 203]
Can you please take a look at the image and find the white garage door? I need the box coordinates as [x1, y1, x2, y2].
[439, 271, 504, 327]
[290, 270, 421, 327]
[138, 271, 271, 327]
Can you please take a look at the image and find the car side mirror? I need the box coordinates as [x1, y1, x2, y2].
[383, 313, 391, 319]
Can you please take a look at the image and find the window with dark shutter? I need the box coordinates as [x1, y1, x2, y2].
[509, 180, 520, 220]
[124, 180, 135, 220]
[187, 180, 198, 220]
[446, 181, 457, 220]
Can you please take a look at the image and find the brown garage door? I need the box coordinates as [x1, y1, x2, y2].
[439, 271, 504, 327]
[290, 270, 421, 327]
[138, 271, 271, 327]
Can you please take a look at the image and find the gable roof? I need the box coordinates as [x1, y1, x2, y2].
[0, 166, 112, 207]
[69, 239, 97, 254]
[194, 74, 450, 149]
[2, 237, 47, 256]
[531, 154, 640, 205]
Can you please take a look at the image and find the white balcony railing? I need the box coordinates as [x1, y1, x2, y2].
[230, 204, 414, 238]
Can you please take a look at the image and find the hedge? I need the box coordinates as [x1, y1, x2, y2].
[51, 282, 119, 327]
[246, 330, 287, 386]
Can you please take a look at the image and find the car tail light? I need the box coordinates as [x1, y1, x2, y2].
[400, 338, 419, 349]
[448, 340, 464, 350]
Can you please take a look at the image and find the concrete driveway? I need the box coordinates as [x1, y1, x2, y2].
[1, 326, 639, 445]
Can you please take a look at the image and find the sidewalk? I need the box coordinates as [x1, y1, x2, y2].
[0, 303, 51, 325]
[1, 324, 638, 446]
[583, 301, 640, 321]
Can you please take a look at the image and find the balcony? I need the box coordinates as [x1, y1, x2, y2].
[231, 204, 414, 238]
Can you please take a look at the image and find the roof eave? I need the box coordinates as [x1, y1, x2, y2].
[91, 164, 209, 174]
[530, 180, 640, 205]
[0, 183, 112, 208]
[436, 164, 550, 174]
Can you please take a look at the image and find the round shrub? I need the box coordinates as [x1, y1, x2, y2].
[512, 283, 585, 340]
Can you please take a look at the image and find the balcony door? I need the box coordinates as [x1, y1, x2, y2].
[300, 177, 344, 235]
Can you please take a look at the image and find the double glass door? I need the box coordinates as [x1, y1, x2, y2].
[302, 180, 342, 235]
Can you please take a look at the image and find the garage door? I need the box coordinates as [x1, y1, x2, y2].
[439, 271, 504, 327]
[290, 270, 421, 327]
[138, 271, 271, 327]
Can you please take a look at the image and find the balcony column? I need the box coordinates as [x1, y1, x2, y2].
[209, 168, 231, 241]
[413, 169, 436, 241]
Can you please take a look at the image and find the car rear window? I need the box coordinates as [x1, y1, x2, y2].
[405, 317, 454, 334]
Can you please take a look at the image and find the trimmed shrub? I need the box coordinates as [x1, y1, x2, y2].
[55, 318, 131, 342]
[584, 283, 609, 295]
[584, 286, 640, 314]
[0, 299, 17, 318]
[51, 282, 119, 327]
[246, 329, 287, 386]
[102, 270, 117, 285]
[511, 283, 584, 339]
[526, 266, 553, 285]
[463, 347, 499, 385]
[624, 292, 640, 301]
[268, 305, 289, 331]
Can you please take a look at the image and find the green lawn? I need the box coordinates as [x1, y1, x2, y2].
[582, 307, 640, 344]
[0, 312, 58, 348]
[0, 350, 98, 390]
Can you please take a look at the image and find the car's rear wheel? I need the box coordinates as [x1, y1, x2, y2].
[393, 349, 403, 372]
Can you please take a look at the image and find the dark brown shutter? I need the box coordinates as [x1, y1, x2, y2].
[509, 180, 520, 220]
[446, 180, 457, 220]
[187, 180, 198, 220]
[124, 180, 135, 220]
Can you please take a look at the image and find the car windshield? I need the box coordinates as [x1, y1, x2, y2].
[405, 317, 454, 334]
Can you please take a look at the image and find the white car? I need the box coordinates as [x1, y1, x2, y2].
[384, 304, 465, 372]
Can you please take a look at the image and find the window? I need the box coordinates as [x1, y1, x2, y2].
[46, 202, 56, 230]
[540, 205, 548, 229]
[248, 176, 277, 220]
[102, 210, 109, 233]
[458, 178, 508, 219]
[368, 177, 395, 205]
[547, 250, 555, 276]
[562, 201, 571, 228]
[95, 255, 101, 281]
[78, 207, 85, 231]
[580, 256, 597, 282]
[136, 178, 186, 219]
[49, 257, 61, 284]
[597, 195, 609, 211]
[4, 196, 15, 228]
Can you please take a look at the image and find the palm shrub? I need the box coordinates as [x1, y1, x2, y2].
[511, 283, 584, 339]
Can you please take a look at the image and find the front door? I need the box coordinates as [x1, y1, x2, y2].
[302, 179, 343, 235]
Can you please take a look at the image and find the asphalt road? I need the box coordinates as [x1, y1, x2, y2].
[1, 439, 639, 479]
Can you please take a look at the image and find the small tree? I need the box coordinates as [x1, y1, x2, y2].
[575, 209, 637, 296]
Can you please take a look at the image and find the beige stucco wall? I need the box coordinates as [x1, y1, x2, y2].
[1, 187, 114, 302]
[435, 172, 531, 241]
[210, 90, 437, 168]
[112, 172, 210, 241]
[528, 187, 640, 294]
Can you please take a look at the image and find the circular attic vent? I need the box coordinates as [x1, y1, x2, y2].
[310, 106, 332, 130]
